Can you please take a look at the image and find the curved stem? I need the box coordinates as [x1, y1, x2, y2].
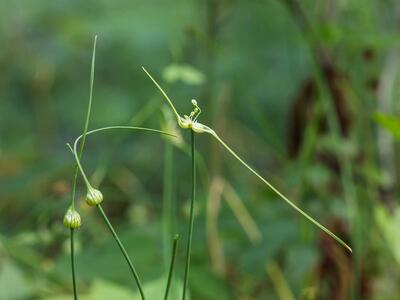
[182, 130, 196, 300]
[67, 143, 91, 189]
[142, 64, 351, 253]
[97, 204, 146, 300]
[70, 229, 78, 300]
[210, 131, 352, 253]
[67, 126, 176, 300]
[69, 126, 176, 189]
[164, 234, 180, 300]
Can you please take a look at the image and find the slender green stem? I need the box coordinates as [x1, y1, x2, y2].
[164, 234, 180, 300]
[67, 126, 176, 300]
[71, 35, 97, 209]
[97, 204, 146, 300]
[143, 66, 352, 253]
[67, 35, 97, 300]
[70, 229, 78, 300]
[142, 67, 353, 253]
[163, 142, 174, 270]
[210, 131, 352, 253]
[182, 130, 196, 300]
[142, 67, 181, 122]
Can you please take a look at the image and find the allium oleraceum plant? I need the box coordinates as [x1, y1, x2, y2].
[63, 36, 352, 300]
[63, 37, 178, 300]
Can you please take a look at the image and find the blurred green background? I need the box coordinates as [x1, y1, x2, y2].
[1, 0, 400, 299]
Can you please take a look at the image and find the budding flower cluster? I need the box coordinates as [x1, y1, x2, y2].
[63, 208, 82, 229]
[86, 188, 103, 206]
[176, 99, 214, 134]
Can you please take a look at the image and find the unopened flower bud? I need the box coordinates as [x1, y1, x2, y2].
[178, 116, 192, 129]
[63, 208, 82, 229]
[191, 122, 214, 134]
[191, 99, 198, 106]
[86, 188, 103, 206]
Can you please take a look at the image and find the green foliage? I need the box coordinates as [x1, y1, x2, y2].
[375, 205, 400, 264]
[374, 113, 400, 140]
[1, 0, 400, 299]
[0, 261, 30, 300]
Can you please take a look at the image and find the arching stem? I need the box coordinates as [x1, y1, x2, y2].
[68, 126, 176, 191]
[210, 131, 352, 253]
[67, 126, 176, 300]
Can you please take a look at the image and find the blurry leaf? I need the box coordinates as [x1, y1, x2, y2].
[133, 275, 187, 300]
[285, 245, 317, 294]
[317, 23, 343, 45]
[0, 261, 30, 300]
[305, 164, 331, 190]
[318, 135, 357, 157]
[373, 113, 400, 140]
[190, 266, 229, 300]
[87, 279, 136, 300]
[41, 279, 135, 300]
[53, 223, 163, 286]
[162, 64, 205, 85]
[160, 106, 184, 148]
[363, 163, 393, 188]
[240, 219, 298, 274]
[375, 205, 400, 264]
[43, 276, 186, 300]
[42, 295, 72, 300]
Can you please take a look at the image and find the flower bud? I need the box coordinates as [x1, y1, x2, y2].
[191, 122, 214, 134]
[178, 116, 192, 129]
[63, 208, 82, 229]
[191, 99, 198, 106]
[86, 188, 103, 206]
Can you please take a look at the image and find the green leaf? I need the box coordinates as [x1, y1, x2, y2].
[41, 279, 135, 300]
[42, 277, 187, 300]
[373, 113, 400, 140]
[375, 205, 400, 264]
[162, 64, 205, 85]
[0, 261, 30, 300]
[88, 279, 136, 300]
[133, 276, 187, 300]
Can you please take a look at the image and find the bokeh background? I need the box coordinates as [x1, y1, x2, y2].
[1, 0, 400, 299]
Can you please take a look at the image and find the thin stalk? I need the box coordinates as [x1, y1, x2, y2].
[164, 234, 180, 300]
[182, 130, 196, 300]
[97, 204, 146, 300]
[67, 126, 176, 300]
[70, 229, 78, 300]
[163, 142, 174, 270]
[71, 35, 97, 209]
[210, 131, 352, 253]
[142, 67, 180, 121]
[141, 67, 351, 253]
[67, 35, 97, 300]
